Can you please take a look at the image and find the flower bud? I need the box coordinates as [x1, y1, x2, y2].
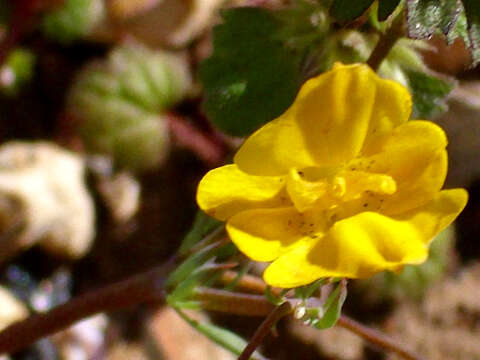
[68, 44, 191, 171]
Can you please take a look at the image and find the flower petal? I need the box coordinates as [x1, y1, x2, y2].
[196, 164, 288, 220]
[234, 63, 379, 175]
[393, 188, 468, 245]
[362, 77, 412, 150]
[264, 212, 428, 287]
[226, 207, 320, 262]
[285, 168, 334, 212]
[263, 189, 467, 287]
[356, 120, 448, 214]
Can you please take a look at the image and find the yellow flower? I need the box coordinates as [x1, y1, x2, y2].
[196, 63, 468, 288]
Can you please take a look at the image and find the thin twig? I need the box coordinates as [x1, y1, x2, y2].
[194, 287, 275, 316]
[166, 113, 226, 167]
[238, 302, 292, 360]
[367, 10, 406, 71]
[219, 271, 422, 360]
[337, 316, 423, 360]
[0, 260, 175, 355]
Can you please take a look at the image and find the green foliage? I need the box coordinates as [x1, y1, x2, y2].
[462, 0, 480, 64]
[406, 0, 460, 38]
[405, 69, 454, 118]
[69, 44, 191, 170]
[406, 0, 480, 65]
[166, 241, 225, 288]
[330, 0, 374, 22]
[378, 0, 402, 21]
[264, 286, 289, 306]
[294, 279, 327, 300]
[176, 309, 267, 360]
[330, 0, 402, 22]
[42, 0, 103, 44]
[178, 211, 222, 256]
[296, 280, 347, 329]
[0, 48, 36, 96]
[314, 280, 347, 329]
[199, 7, 304, 136]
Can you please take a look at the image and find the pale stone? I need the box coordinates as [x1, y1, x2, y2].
[0, 286, 28, 331]
[0, 142, 95, 261]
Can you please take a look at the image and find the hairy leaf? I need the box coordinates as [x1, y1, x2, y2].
[314, 279, 347, 329]
[406, 0, 480, 65]
[199, 7, 302, 136]
[405, 70, 455, 118]
[378, 0, 402, 21]
[330, 0, 375, 21]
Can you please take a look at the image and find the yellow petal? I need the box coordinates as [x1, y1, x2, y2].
[394, 188, 468, 245]
[355, 120, 448, 214]
[264, 212, 429, 287]
[233, 110, 318, 176]
[234, 63, 380, 175]
[264, 189, 467, 287]
[196, 164, 288, 220]
[226, 207, 321, 262]
[337, 170, 397, 201]
[285, 168, 333, 212]
[362, 77, 412, 151]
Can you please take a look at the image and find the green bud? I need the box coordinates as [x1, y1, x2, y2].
[42, 0, 105, 44]
[0, 48, 35, 96]
[68, 44, 191, 171]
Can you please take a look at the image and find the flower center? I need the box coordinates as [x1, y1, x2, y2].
[285, 163, 397, 224]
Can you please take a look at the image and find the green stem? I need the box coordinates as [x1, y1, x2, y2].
[367, 10, 406, 71]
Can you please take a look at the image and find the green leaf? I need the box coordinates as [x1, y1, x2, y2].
[378, 0, 402, 21]
[405, 70, 454, 118]
[406, 0, 461, 38]
[178, 211, 222, 256]
[265, 286, 287, 306]
[314, 280, 347, 329]
[166, 241, 226, 287]
[330, 0, 375, 21]
[199, 7, 302, 136]
[176, 309, 267, 360]
[461, 0, 480, 65]
[406, 0, 480, 65]
[294, 279, 327, 300]
[167, 265, 222, 304]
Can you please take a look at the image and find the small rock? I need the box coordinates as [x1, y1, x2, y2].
[0, 285, 28, 331]
[0, 142, 95, 262]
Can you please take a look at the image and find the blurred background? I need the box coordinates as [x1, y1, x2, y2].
[0, 0, 479, 359]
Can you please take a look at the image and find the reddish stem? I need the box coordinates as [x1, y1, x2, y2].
[166, 113, 226, 166]
[0, 261, 174, 355]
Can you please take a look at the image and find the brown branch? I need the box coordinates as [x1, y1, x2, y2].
[193, 287, 275, 316]
[367, 10, 406, 71]
[219, 272, 423, 360]
[337, 316, 423, 360]
[0, 264, 422, 360]
[166, 113, 226, 167]
[238, 302, 292, 360]
[0, 260, 174, 355]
